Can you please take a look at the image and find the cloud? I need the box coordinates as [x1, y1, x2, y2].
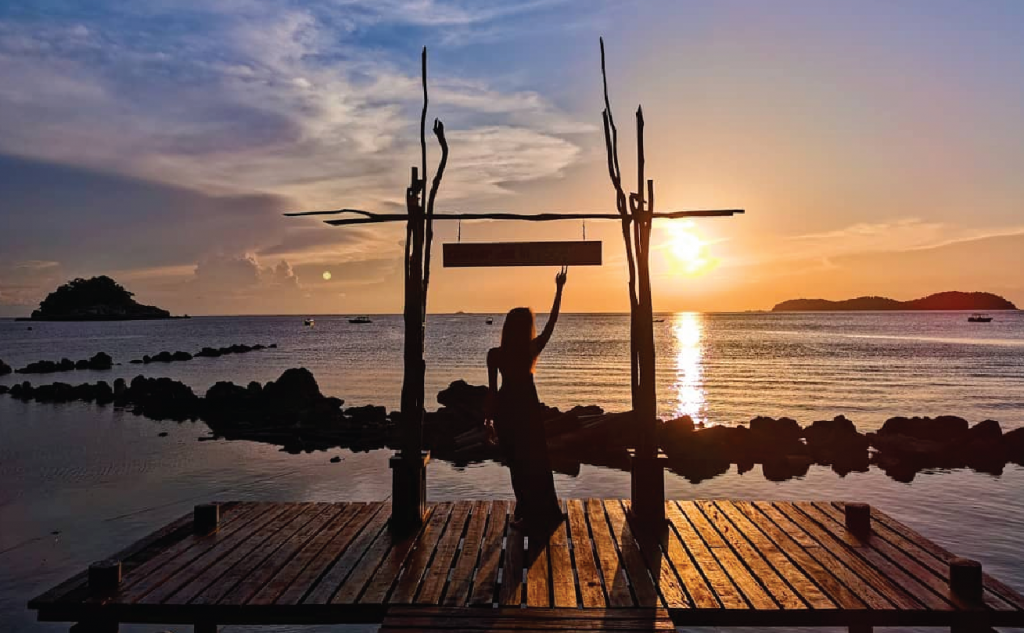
[0, 1, 588, 210]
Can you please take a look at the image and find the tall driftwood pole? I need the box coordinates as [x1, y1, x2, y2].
[392, 47, 448, 532]
[601, 39, 665, 525]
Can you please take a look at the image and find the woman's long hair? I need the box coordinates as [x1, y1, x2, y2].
[500, 307, 537, 373]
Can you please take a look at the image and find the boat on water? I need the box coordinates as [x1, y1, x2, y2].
[485, 317, 494, 325]
[349, 315, 372, 324]
[303, 318, 315, 327]
[968, 314, 993, 323]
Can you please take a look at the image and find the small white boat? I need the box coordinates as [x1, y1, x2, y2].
[303, 318, 315, 327]
[485, 317, 494, 325]
[967, 314, 993, 323]
[349, 315, 372, 324]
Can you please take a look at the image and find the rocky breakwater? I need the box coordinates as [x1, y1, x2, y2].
[15, 352, 113, 374]
[870, 415, 1024, 481]
[129, 343, 276, 365]
[0, 358, 11, 376]
[4, 372, 1023, 482]
[202, 368, 390, 452]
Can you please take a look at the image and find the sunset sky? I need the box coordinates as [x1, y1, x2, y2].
[2, 1, 1023, 315]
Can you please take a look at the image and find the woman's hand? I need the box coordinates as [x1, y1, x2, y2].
[555, 265, 568, 288]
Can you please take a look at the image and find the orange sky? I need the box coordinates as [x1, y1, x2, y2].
[2, 2, 1023, 315]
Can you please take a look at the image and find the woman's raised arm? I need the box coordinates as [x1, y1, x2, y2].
[533, 266, 567, 355]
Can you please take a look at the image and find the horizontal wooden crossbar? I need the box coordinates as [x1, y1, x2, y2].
[283, 209, 744, 225]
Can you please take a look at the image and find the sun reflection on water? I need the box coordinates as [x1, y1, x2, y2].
[672, 312, 707, 424]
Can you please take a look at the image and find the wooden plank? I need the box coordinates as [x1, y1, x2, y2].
[442, 500, 489, 606]
[470, 500, 509, 606]
[547, 504, 577, 608]
[611, 500, 674, 608]
[500, 509, 526, 606]
[443, 241, 602, 268]
[861, 503, 1024, 612]
[665, 501, 745, 610]
[415, 501, 471, 604]
[566, 499, 605, 608]
[810, 501, 992, 612]
[27, 504, 212, 607]
[116, 503, 288, 604]
[381, 606, 675, 631]
[676, 501, 776, 610]
[304, 502, 391, 604]
[727, 501, 866, 610]
[618, 500, 691, 611]
[794, 502, 954, 612]
[746, 501, 894, 611]
[214, 503, 349, 605]
[526, 525, 552, 607]
[390, 502, 456, 604]
[273, 502, 380, 605]
[357, 504, 440, 604]
[586, 498, 633, 607]
[767, 502, 922, 611]
[154, 503, 322, 605]
[697, 500, 825, 610]
[655, 502, 717, 610]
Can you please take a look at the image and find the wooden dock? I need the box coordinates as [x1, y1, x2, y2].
[29, 499, 1024, 631]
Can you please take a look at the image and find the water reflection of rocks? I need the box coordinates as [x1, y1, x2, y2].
[2, 367, 1023, 484]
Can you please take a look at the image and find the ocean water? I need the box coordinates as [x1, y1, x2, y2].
[1, 312, 1023, 632]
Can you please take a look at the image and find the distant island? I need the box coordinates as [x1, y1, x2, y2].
[772, 291, 1018, 312]
[22, 276, 183, 321]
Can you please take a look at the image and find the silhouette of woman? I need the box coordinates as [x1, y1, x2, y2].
[485, 266, 567, 533]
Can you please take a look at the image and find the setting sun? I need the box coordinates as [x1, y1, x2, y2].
[664, 222, 714, 276]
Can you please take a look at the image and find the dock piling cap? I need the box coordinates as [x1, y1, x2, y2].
[194, 503, 220, 534]
[88, 559, 121, 593]
[949, 557, 983, 600]
[844, 502, 871, 537]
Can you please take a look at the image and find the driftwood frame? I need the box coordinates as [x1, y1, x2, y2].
[288, 42, 744, 530]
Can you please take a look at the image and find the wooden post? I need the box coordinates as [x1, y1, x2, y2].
[845, 502, 871, 538]
[88, 559, 121, 594]
[392, 48, 447, 533]
[193, 503, 219, 534]
[949, 557, 983, 600]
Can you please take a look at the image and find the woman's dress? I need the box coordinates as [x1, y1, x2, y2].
[493, 368, 561, 529]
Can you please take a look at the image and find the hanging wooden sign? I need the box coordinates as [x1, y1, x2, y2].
[443, 241, 601, 267]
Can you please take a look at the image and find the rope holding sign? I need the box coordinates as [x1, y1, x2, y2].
[583, 220, 587, 241]
[457, 218, 461, 243]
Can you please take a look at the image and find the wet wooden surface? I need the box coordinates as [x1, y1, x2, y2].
[29, 499, 1024, 628]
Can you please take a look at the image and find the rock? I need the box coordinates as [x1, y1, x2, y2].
[88, 352, 113, 370]
[749, 416, 803, 442]
[0, 359, 11, 375]
[142, 355, 152, 364]
[437, 380, 488, 413]
[59, 358, 75, 371]
[346, 404, 387, 425]
[247, 381, 262, 395]
[158, 431, 169, 437]
[803, 415, 869, 474]
[269, 343, 278, 348]
[94, 381, 113, 404]
[113, 378, 127, 397]
[263, 368, 323, 407]
[879, 415, 969, 442]
[967, 419, 1002, 442]
[172, 351, 193, 362]
[196, 347, 222, 358]
[330, 456, 341, 463]
[75, 359, 90, 370]
[127, 375, 200, 421]
[1003, 428, 1024, 465]
[0, 385, 8, 395]
[130, 359, 143, 364]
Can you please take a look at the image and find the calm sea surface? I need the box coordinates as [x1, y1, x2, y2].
[1, 312, 1023, 631]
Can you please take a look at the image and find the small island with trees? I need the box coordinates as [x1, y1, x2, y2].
[773, 291, 1018, 312]
[21, 276, 183, 321]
